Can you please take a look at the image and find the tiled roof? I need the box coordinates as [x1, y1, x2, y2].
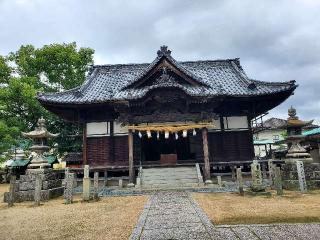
[37, 46, 297, 105]
[262, 118, 287, 129]
[258, 117, 318, 130]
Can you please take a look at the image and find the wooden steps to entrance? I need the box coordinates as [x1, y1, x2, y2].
[140, 166, 203, 189]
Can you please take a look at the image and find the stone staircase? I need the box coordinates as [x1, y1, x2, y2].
[140, 165, 203, 189]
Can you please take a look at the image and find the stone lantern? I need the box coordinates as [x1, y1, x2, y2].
[4, 117, 64, 203]
[285, 106, 313, 163]
[22, 117, 59, 169]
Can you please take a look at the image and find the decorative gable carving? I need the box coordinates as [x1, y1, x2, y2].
[124, 46, 207, 90]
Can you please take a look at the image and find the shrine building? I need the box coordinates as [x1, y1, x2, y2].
[37, 46, 297, 183]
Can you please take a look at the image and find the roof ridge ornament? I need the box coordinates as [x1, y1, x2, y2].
[157, 45, 171, 57]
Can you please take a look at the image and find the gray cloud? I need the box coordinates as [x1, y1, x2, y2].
[0, 0, 319, 123]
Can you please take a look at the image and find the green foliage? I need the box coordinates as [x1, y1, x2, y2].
[0, 121, 19, 154]
[0, 55, 12, 84]
[10, 42, 94, 90]
[280, 130, 288, 140]
[0, 42, 94, 155]
[0, 76, 46, 130]
[47, 114, 83, 154]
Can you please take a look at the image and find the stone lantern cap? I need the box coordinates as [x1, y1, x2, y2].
[22, 117, 59, 139]
[287, 106, 313, 127]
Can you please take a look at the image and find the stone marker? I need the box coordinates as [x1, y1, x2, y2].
[8, 175, 16, 207]
[261, 163, 267, 179]
[296, 160, 307, 193]
[65, 167, 70, 176]
[135, 177, 141, 188]
[64, 173, 74, 204]
[268, 160, 275, 185]
[231, 165, 236, 181]
[82, 165, 91, 201]
[217, 176, 222, 187]
[236, 168, 244, 196]
[34, 174, 42, 206]
[104, 170, 108, 187]
[119, 178, 123, 188]
[93, 172, 99, 200]
[63, 167, 69, 191]
[274, 167, 283, 195]
[250, 160, 265, 192]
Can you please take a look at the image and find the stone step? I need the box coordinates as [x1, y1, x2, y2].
[143, 171, 197, 176]
[140, 166, 201, 188]
[143, 173, 197, 178]
[142, 178, 199, 185]
[142, 183, 200, 189]
[143, 168, 196, 173]
[142, 173, 198, 179]
[143, 170, 197, 175]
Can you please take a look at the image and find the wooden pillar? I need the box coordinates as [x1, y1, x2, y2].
[83, 123, 87, 165]
[202, 128, 211, 181]
[264, 144, 268, 157]
[128, 129, 134, 184]
[109, 121, 115, 162]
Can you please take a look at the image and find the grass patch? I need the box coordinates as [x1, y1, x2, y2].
[0, 184, 148, 240]
[193, 190, 320, 225]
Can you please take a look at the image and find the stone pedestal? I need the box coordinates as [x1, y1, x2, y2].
[274, 167, 283, 195]
[34, 174, 42, 206]
[4, 168, 63, 203]
[64, 173, 74, 204]
[82, 177, 90, 201]
[250, 160, 266, 192]
[217, 176, 222, 187]
[296, 161, 307, 192]
[236, 168, 244, 196]
[282, 162, 320, 190]
[93, 172, 99, 200]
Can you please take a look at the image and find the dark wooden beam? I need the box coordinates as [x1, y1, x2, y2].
[128, 129, 134, 183]
[82, 123, 87, 165]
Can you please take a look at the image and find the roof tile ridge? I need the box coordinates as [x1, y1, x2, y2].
[77, 67, 100, 94]
[179, 58, 239, 64]
[92, 62, 150, 69]
[229, 59, 252, 85]
[37, 84, 81, 98]
[250, 78, 297, 86]
[123, 56, 161, 88]
[166, 55, 206, 84]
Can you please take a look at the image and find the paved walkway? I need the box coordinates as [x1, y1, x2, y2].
[129, 191, 320, 240]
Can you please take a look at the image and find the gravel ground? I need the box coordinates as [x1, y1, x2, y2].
[0, 184, 148, 240]
[193, 190, 320, 225]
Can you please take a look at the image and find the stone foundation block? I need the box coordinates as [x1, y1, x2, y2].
[42, 179, 62, 190]
[4, 186, 64, 203]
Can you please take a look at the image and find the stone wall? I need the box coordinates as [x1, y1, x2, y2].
[282, 162, 320, 190]
[3, 169, 64, 203]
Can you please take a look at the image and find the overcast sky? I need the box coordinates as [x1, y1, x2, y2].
[0, 0, 319, 123]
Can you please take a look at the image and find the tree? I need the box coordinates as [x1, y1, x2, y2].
[0, 42, 95, 156]
[0, 56, 11, 84]
[10, 42, 94, 91]
[0, 121, 19, 163]
[0, 77, 46, 131]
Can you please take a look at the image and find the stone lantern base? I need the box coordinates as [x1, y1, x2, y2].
[4, 168, 64, 203]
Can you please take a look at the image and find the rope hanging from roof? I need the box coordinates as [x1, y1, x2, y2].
[127, 122, 214, 132]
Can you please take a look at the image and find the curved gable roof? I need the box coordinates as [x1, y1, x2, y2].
[37, 46, 297, 105]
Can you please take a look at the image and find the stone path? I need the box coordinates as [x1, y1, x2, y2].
[130, 191, 320, 240]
